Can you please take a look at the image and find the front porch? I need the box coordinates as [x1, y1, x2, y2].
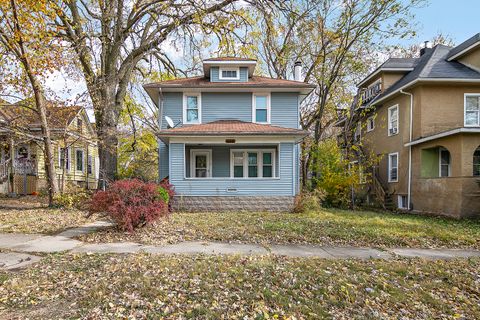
[168, 142, 298, 197]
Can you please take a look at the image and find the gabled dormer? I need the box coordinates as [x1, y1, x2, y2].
[447, 33, 480, 73]
[202, 57, 257, 82]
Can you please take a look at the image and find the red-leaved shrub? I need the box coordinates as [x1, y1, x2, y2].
[89, 179, 175, 232]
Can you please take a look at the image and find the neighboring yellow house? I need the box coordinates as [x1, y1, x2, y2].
[0, 101, 99, 194]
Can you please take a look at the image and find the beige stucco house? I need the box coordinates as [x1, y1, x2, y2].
[338, 33, 480, 218]
[0, 101, 99, 194]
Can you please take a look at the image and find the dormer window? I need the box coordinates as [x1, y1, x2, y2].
[183, 93, 201, 124]
[219, 67, 240, 80]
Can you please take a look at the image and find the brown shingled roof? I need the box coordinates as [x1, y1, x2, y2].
[144, 75, 315, 88]
[158, 120, 308, 137]
[0, 100, 82, 129]
[203, 57, 256, 62]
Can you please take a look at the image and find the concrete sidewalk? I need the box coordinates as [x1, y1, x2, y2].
[1, 222, 480, 270]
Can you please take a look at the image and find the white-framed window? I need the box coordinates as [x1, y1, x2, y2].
[398, 195, 408, 209]
[465, 94, 480, 126]
[230, 149, 276, 178]
[367, 116, 375, 132]
[190, 149, 212, 178]
[75, 149, 84, 172]
[59, 147, 71, 171]
[183, 93, 201, 124]
[354, 122, 361, 142]
[388, 105, 399, 136]
[219, 67, 240, 80]
[87, 154, 93, 175]
[252, 93, 271, 123]
[439, 147, 451, 177]
[388, 152, 398, 182]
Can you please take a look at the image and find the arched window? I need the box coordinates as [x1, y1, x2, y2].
[474, 146, 480, 176]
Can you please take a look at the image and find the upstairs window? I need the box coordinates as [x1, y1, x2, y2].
[367, 116, 375, 132]
[77, 118, 83, 133]
[219, 67, 240, 80]
[465, 94, 480, 126]
[388, 105, 399, 136]
[253, 94, 270, 123]
[183, 93, 201, 124]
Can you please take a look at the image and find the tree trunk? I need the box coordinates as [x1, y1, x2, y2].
[97, 127, 118, 190]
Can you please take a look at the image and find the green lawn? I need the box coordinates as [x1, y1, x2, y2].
[0, 253, 479, 319]
[80, 209, 480, 249]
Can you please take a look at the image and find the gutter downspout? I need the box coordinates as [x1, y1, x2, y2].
[400, 90, 413, 210]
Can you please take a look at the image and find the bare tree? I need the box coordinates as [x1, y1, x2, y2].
[54, 0, 256, 188]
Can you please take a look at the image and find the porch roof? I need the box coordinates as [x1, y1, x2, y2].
[158, 120, 309, 138]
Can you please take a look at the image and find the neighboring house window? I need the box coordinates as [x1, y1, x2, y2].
[388, 152, 398, 182]
[473, 146, 480, 176]
[439, 148, 451, 177]
[87, 155, 93, 175]
[354, 122, 361, 142]
[388, 105, 399, 136]
[231, 149, 275, 178]
[16, 145, 29, 159]
[59, 147, 70, 171]
[253, 94, 270, 123]
[367, 116, 375, 132]
[77, 118, 83, 133]
[465, 94, 480, 126]
[76, 149, 84, 172]
[398, 195, 408, 209]
[219, 67, 240, 80]
[183, 93, 201, 124]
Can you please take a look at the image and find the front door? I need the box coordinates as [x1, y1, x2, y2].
[191, 150, 211, 178]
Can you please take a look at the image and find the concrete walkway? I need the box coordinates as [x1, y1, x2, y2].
[1, 221, 480, 270]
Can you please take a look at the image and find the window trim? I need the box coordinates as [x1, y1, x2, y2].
[366, 116, 375, 132]
[75, 148, 84, 172]
[229, 149, 276, 179]
[58, 146, 71, 172]
[189, 149, 212, 178]
[219, 67, 240, 80]
[398, 195, 408, 209]
[464, 93, 480, 127]
[388, 152, 399, 183]
[183, 93, 202, 124]
[438, 147, 451, 177]
[387, 105, 399, 136]
[252, 93, 271, 124]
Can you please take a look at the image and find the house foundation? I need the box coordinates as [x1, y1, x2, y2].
[172, 196, 295, 212]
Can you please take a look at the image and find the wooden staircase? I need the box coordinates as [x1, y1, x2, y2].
[371, 166, 395, 210]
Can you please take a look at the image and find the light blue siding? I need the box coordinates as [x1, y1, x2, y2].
[210, 67, 249, 82]
[170, 142, 295, 196]
[159, 141, 169, 179]
[161, 92, 183, 129]
[271, 92, 299, 129]
[202, 93, 252, 123]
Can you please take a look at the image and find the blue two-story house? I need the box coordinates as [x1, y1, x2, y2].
[144, 57, 315, 211]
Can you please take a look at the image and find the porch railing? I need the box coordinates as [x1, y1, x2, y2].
[0, 159, 10, 182]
